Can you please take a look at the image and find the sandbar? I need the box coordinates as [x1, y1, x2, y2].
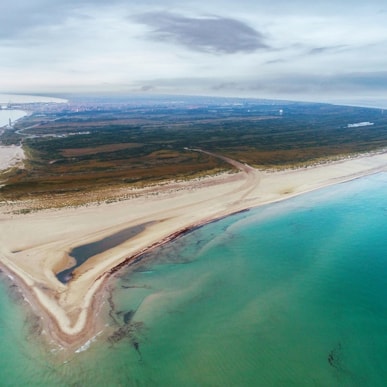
[1, 150, 387, 350]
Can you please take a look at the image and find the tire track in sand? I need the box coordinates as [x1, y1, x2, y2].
[187, 148, 261, 201]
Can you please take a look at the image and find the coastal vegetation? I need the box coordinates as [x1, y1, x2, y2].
[1, 98, 387, 203]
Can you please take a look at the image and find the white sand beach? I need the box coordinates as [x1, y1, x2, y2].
[0, 109, 27, 171]
[0, 145, 25, 171]
[1, 150, 387, 349]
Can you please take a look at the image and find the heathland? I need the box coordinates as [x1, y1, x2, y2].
[2, 97, 387, 207]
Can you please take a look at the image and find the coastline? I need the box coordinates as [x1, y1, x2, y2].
[0, 109, 28, 128]
[1, 150, 387, 352]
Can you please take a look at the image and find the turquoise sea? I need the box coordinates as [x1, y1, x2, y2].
[1, 173, 387, 386]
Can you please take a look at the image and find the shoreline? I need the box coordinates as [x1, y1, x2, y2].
[1, 150, 387, 352]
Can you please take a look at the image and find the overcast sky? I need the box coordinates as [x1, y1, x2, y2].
[1, 0, 387, 103]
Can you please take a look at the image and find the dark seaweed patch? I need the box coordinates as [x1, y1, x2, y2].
[328, 343, 343, 370]
[123, 310, 135, 324]
[107, 321, 144, 359]
[106, 285, 145, 359]
[121, 284, 150, 289]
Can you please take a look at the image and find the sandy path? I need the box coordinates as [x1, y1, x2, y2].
[189, 148, 261, 198]
[1, 150, 387, 350]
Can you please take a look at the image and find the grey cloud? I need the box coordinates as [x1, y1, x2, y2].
[340, 71, 387, 89]
[264, 44, 349, 67]
[140, 84, 156, 92]
[134, 12, 269, 54]
[307, 45, 348, 55]
[265, 58, 287, 65]
[212, 82, 240, 91]
[133, 71, 387, 100]
[248, 72, 387, 96]
[0, 0, 122, 40]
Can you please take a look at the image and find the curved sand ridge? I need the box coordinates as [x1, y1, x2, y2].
[1, 150, 387, 349]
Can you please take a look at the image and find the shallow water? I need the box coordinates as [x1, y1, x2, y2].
[1, 173, 387, 386]
[0, 110, 27, 127]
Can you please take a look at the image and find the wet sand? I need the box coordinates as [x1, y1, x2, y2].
[1, 150, 387, 350]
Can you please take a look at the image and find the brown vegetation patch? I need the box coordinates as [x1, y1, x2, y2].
[222, 146, 359, 168]
[61, 143, 143, 157]
[146, 150, 182, 159]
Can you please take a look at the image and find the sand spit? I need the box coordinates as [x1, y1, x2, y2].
[1, 150, 387, 350]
